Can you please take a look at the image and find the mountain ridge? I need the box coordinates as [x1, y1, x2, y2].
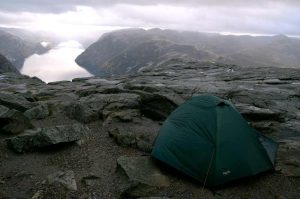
[0, 29, 49, 70]
[76, 28, 300, 77]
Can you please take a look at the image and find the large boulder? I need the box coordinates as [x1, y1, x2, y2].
[136, 91, 177, 121]
[103, 109, 140, 122]
[0, 105, 33, 134]
[0, 92, 33, 112]
[236, 104, 283, 122]
[64, 93, 141, 123]
[63, 102, 99, 123]
[6, 124, 88, 153]
[116, 156, 170, 198]
[107, 118, 161, 152]
[24, 103, 49, 120]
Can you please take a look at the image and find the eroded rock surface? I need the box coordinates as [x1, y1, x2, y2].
[0, 59, 299, 198]
[6, 124, 88, 153]
[47, 170, 77, 191]
[116, 156, 170, 198]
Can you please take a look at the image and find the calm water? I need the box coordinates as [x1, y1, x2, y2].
[21, 40, 92, 83]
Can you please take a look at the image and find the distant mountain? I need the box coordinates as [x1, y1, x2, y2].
[0, 29, 48, 70]
[0, 27, 49, 44]
[224, 35, 300, 68]
[0, 54, 19, 73]
[75, 29, 219, 76]
[76, 28, 300, 77]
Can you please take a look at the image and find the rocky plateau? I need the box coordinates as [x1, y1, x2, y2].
[0, 56, 299, 198]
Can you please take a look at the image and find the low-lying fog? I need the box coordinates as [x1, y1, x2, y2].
[21, 40, 92, 83]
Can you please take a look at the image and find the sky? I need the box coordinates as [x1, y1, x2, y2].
[0, 0, 299, 38]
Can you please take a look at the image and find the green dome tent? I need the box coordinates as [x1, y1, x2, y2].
[151, 95, 278, 186]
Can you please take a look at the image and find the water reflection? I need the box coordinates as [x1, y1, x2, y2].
[21, 40, 92, 83]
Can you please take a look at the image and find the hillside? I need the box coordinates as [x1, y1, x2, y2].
[0, 29, 48, 70]
[76, 29, 300, 77]
[0, 54, 19, 73]
[75, 29, 220, 76]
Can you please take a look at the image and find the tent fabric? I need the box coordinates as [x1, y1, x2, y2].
[151, 95, 278, 186]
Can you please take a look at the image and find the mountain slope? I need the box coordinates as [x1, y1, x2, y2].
[0, 30, 48, 70]
[76, 29, 300, 77]
[0, 54, 19, 73]
[75, 29, 219, 76]
[225, 35, 300, 68]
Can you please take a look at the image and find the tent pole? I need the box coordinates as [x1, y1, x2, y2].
[201, 148, 215, 194]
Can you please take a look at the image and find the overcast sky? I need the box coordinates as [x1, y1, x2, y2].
[0, 0, 299, 38]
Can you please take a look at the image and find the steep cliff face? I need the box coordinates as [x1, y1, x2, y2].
[0, 30, 48, 70]
[0, 54, 19, 73]
[76, 28, 300, 77]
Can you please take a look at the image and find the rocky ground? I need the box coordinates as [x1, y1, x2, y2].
[0, 59, 299, 198]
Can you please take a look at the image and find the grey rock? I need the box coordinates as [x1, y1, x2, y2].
[0, 92, 33, 112]
[81, 93, 141, 110]
[250, 121, 280, 134]
[107, 118, 160, 152]
[81, 174, 100, 186]
[116, 156, 170, 198]
[64, 102, 99, 123]
[1, 51, 300, 198]
[47, 80, 70, 85]
[276, 139, 300, 177]
[6, 124, 88, 153]
[71, 77, 91, 82]
[0, 107, 33, 134]
[103, 109, 140, 122]
[138, 198, 170, 199]
[85, 78, 121, 86]
[236, 104, 283, 122]
[31, 190, 43, 199]
[137, 91, 177, 121]
[64, 93, 141, 123]
[24, 103, 49, 120]
[47, 170, 77, 191]
[0, 104, 9, 115]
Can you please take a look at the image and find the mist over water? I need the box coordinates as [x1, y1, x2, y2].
[21, 40, 92, 83]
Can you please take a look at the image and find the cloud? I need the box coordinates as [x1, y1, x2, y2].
[0, 1, 299, 37]
[1, 1, 300, 13]
[111, 3, 300, 35]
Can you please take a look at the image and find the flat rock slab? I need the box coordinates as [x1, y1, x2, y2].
[107, 118, 161, 152]
[117, 156, 170, 198]
[236, 104, 282, 121]
[6, 123, 88, 153]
